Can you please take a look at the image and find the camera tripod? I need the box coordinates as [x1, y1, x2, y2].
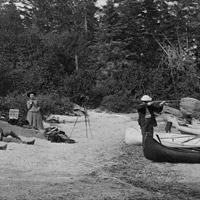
[70, 105, 93, 139]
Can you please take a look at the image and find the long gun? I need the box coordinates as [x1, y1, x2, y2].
[153, 100, 180, 103]
[133, 99, 180, 104]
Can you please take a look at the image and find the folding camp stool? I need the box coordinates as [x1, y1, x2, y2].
[9, 109, 19, 120]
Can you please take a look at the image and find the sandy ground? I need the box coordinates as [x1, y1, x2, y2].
[0, 111, 137, 199]
[0, 111, 199, 199]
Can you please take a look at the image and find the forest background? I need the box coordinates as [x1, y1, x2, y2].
[0, 0, 200, 119]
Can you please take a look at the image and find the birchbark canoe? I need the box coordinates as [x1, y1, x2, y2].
[143, 134, 200, 163]
[162, 114, 200, 135]
[125, 127, 200, 147]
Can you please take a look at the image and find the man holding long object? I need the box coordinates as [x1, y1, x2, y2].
[137, 95, 165, 144]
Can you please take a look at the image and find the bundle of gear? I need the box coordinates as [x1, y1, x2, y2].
[44, 127, 75, 143]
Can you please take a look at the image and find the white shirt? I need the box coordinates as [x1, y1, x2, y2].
[145, 107, 151, 119]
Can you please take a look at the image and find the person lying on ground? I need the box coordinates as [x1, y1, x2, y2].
[44, 127, 75, 143]
[0, 143, 7, 150]
[0, 128, 35, 145]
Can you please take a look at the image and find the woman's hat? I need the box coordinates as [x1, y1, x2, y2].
[27, 91, 36, 97]
[141, 95, 152, 102]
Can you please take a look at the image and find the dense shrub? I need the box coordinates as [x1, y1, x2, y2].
[38, 94, 74, 117]
[62, 70, 96, 105]
[86, 85, 108, 108]
[0, 93, 74, 120]
[0, 93, 27, 120]
[100, 94, 138, 113]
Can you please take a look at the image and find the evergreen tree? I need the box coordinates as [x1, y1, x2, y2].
[0, 1, 26, 95]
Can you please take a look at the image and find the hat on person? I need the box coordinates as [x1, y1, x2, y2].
[141, 95, 152, 102]
[27, 91, 36, 97]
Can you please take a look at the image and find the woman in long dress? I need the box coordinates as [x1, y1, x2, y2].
[26, 92, 44, 130]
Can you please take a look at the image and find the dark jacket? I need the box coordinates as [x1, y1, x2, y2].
[137, 102, 163, 127]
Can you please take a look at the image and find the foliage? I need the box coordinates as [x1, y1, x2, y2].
[0, 93, 27, 120]
[0, 0, 200, 113]
[37, 94, 74, 117]
[61, 70, 96, 106]
[0, 93, 74, 120]
[101, 94, 138, 113]
[88, 0, 200, 109]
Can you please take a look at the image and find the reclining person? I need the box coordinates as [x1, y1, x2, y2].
[0, 128, 35, 145]
[0, 143, 7, 150]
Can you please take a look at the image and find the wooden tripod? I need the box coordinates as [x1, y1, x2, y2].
[70, 106, 93, 138]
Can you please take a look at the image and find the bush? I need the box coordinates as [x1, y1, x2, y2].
[86, 86, 106, 108]
[38, 94, 74, 117]
[62, 70, 96, 105]
[101, 94, 138, 113]
[0, 93, 74, 120]
[0, 93, 27, 121]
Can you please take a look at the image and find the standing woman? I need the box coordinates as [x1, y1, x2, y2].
[26, 92, 44, 130]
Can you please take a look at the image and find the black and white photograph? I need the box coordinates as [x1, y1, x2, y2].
[0, 0, 200, 199]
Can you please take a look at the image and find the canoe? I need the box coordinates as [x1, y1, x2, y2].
[155, 134, 200, 148]
[125, 127, 200, 147]
[125, 127, 142, 145]
[162, 105, 183, 118]
[162, 114, 200, 135]
[143, 134, 200, 163]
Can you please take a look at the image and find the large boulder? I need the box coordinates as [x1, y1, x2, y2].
[180, 97, 200, 118]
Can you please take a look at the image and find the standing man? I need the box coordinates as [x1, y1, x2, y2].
[137, 95, 165, 143]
